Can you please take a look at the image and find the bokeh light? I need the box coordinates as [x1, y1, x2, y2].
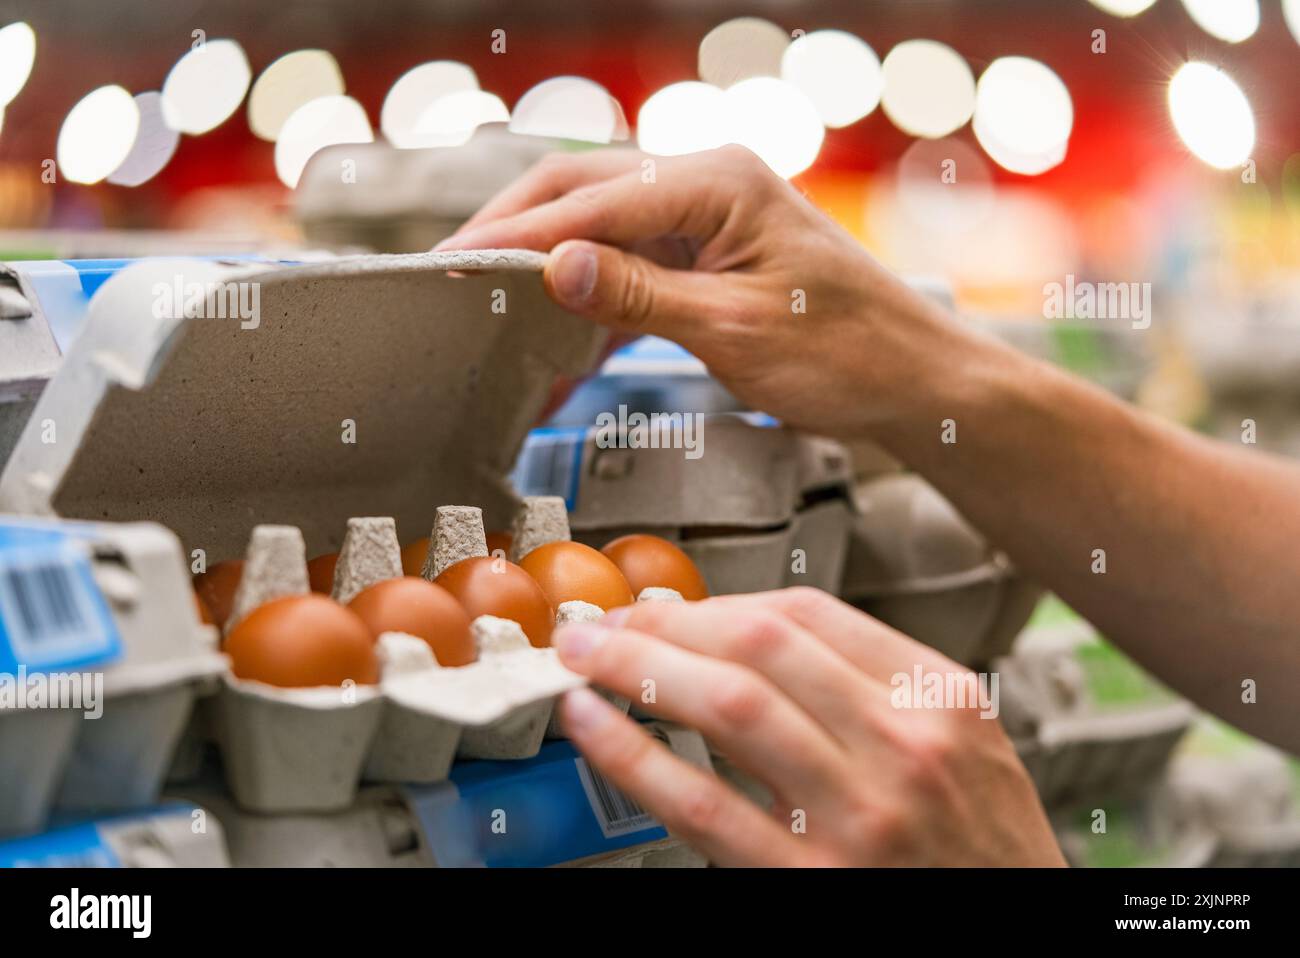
[880, 40, 974, 139]
[249, 50, 345, 142]
[409, 89, 509, 148]
[509, 76, 628, 143]
[1180, 0, 1259, 43]
[161, 39, 252, 134]
[1168, 62, 1254, 170]
[896, 137, 994, 236]
[973, 56, 1073, 175]
[637, 81, 727, 156]
[0, 21, 36, 108]
[58, 85, 141, 185]
[721, 76, 824, 179]
[1087, 0, 1159, 15]
[1285, 0, 1300, 46]
[108, 91, 180, 187]
[381, 61, 478, 148]
[698, 17, 789, 89]
[780, 30, 882, 129]
[275, 94, 373, 188]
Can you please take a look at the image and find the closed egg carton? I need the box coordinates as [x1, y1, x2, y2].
[1163, 717, 1300, 868]
[0, 802, 232, 868]
[178, 723, 712, 868]
[997, 616, 1194, 810]
[0, 518, 224, 836]
[841, 472, 1041, 667]
[575, 523, 795, 598]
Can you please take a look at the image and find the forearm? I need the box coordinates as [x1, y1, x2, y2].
[869, 290, 1300, 750]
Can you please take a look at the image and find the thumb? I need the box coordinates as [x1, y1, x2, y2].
[544, 239, 703, 339]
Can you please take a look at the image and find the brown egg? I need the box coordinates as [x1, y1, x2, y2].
[193, 589, 214, 625]
[193, 559, 244, 628]
[307, 552, 338, 594]
[519, 541, 634, 612]
[348, 577, 476, 667]
[224, 594, 380, 688]
[401, 538, 429, 577]
[434, 556, 554, 648]
[601, 534, 709, 601]
[485, 530, 513, 558]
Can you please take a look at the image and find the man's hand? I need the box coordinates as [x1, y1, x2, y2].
[554, 588, 1066, 867]
[438, 146, 976, 439]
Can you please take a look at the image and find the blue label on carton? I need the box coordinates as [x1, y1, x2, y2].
[405, 739, 666, 867]
[0, 821, 120, 868]
[509, 427, 586, 510]
[0, 520, 122, 674]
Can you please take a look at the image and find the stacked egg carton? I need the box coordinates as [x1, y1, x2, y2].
[1162, 717, 1300, 868]
[840, 472, 1042, 668]
[514, 415, 857, 598]
[994, 599, 1194, 810]
[0, 515, 225, 838]
[0, 803, 231, 867]
[173, 722, 710, 869]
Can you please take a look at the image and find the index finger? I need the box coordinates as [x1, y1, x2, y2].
[453, 149, 647, 236]
[435, 148, 745, 254]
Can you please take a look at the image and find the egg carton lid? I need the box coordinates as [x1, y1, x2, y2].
[294, 126, 561, 224]
[0, 251, 607, 561]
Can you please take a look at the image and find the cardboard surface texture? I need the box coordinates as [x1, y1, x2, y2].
[0, 517, 224, 837]
[1, 251, 608, 819]
[997, 620, 1193, 809]
[843, 473, 1041, 666]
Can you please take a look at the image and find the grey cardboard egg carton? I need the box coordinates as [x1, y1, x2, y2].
[208, 512, 585, 813]
[995, 622, 1194, 810]
[0, 803, 232, 867]
[0, 518, 225, 837]
[0, 252, 608, 814]
[525, 417, 856, 597]
[171, 721, 711, 868]
[294, 125, 560, 253]
[1162, 717, 1300, 868]
[841, 472, 1042, 667]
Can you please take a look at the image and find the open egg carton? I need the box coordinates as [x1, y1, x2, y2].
[0, 515, 224, 837]
[994, 598, 1194, 810]
[841, 472, 1042, 668]
[513, 415, 856, 597]
[0, 250, 616, 815]
[188, 495, 689, 813]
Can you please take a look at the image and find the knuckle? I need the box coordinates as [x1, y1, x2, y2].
[672, 782, 728, 837]
[900, 727, 958, 791]
[775, 586, 838, 619]
[708, 674, 771, 730]
[617, 256, 657, 327]
[728, 611, 790, 664]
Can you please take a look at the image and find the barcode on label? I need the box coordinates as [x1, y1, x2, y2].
[575, 758, 658, 838]
[2, 562, 87, 640]
[0, 545, 119, 671]
[510, 430, 585, 509]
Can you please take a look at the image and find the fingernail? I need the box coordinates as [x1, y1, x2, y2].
[562, 687, 612, 735]
[554, 623, 607, 666]
[601, 605, 631, 629]
[550, 245, 597, 306]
